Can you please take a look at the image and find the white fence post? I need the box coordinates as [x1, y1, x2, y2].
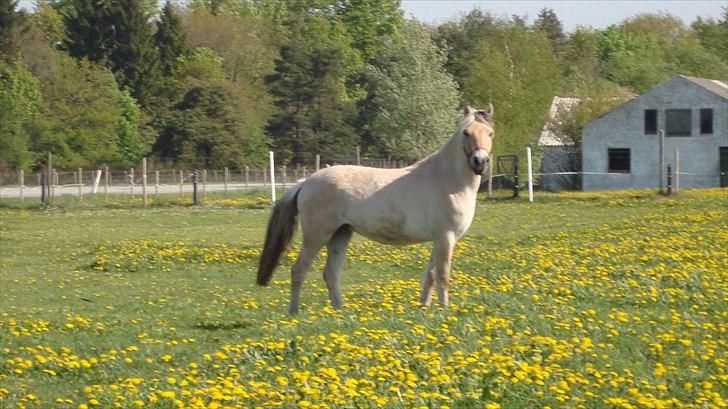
[526, 147, 533, 203]
[269, 151, 276, 204]
[92, 169, 102, 193]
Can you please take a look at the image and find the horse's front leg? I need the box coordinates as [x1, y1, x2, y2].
[433, 234, 455, 306]
[419, 257, 435, 307]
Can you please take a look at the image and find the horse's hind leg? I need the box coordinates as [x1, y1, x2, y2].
[288, 241, 322, 315]
[323, 224, 353, 310]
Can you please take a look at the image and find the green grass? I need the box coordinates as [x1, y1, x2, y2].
[1, 189, 726, 408]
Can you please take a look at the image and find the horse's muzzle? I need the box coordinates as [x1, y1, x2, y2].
[468, 149, 489, 175]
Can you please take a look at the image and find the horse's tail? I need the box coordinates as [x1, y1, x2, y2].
[256, 184, 302, 286]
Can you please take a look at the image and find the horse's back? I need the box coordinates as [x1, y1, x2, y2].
[298, 165, 434, 244]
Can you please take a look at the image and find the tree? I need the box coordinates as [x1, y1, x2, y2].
[155, 0, 189, 75]
[0, 0, 24, 60]
[266, 42, 359, 164]
[462, 26, 562, 159]
[154, 47, 270, 167]
[692, 10, 728, 61]
[62, 0, 159, 104]
[534, 8, 566, 53]
[0, 59, 42, 170]
[31, 56, 129, 168]
[435, 9, 505, 90]
[358, 20, 460, 160]
[338, 0, 403, 60]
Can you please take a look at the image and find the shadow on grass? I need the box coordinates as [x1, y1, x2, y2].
[192, 321, 253, 331]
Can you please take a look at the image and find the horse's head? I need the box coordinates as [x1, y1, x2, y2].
[460, 104, 494, 175]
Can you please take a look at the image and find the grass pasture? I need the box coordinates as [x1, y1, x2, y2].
[0, 189, 726, 409]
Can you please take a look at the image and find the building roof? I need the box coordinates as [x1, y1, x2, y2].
[538, 96, 579, 147]
[680, 75, 728, 100]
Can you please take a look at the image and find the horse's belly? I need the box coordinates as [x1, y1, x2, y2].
[352, 225, 428, 245]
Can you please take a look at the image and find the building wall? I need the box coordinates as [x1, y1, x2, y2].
[540, 146, 579, 191]
[582, 77, 728, 191]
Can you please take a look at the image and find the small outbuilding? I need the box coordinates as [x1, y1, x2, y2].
[538, 96, 580, 191]
[581, 75, 728, 191]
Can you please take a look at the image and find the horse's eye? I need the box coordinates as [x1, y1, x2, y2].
[464, 131, 471, 138]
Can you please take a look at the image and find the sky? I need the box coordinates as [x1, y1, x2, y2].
[400, 0, 726, 31]
[17, 0, 726, 31]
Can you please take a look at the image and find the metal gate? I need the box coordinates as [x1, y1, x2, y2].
[495, 155, 519, 197]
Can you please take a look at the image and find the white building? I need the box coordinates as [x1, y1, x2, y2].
[582, 75, 728, 191]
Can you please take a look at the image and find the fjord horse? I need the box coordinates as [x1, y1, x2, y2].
[257, 105, 494, 314]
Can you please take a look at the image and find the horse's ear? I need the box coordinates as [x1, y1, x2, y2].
[461, 105, 475, 117]
[479, 103, 494, 124]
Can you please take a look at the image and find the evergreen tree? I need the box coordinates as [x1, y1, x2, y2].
[0, 0, 24, 60]
[534, 8, 565, 53]
[265, 42, 358, 164]
[62, 0, 112, 63]
[62, 0, 159, 105]
[155, 0, 189, 75]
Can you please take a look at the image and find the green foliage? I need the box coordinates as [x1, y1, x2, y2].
[62, 0, 159, 104]
[0, 59, 42, 170]
[533, 8, 566, 53]
[547, 82, 633, 147]
[154, 47, 270, 168]
[0, 0, 23, 59]
[435, 9, 503, 90]
[597, 14, 728, 92]
[462, 26, 562, 159]
[115, 90, 150, 166]
[265, 17, 361, 164]
[32, 55, 128, 168]
[359, 20, 460, 160]
[692, 10, 728, 59]
[155, 1, 189, 75]
[338, 0, 403, 60]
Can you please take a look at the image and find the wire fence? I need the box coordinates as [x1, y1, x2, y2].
[0, 151, 724, 205]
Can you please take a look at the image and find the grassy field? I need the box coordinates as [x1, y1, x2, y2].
[1, 189, 726, 409]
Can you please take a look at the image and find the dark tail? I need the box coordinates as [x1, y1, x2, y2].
[257, 185, 301, 286]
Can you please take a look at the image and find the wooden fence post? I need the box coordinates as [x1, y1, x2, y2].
[659, 129, 665, 194]
[18, 170, 24, 202]
[245, 166, 249, 190]
[178, 170, 183, 196]
[129, 168, 135, 198]
[142, 157, 147, 206]
[47, 152, 52, 204]
[356, 146, 361, 166]
[282, 166, 287, 191]
[487, 157, 493, 198]
[263, 167, 267, 188]
[674, 150, 680, 194]
[202, 169, 207, 199]
[77, 167, 83, 203]
[104, 166, 109, 201]
[315, 154, 320, 172]
[224, 167, 229, 194]
[155, 170, 160, 198]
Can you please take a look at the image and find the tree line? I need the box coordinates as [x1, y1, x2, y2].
[1, 0, 726, 171]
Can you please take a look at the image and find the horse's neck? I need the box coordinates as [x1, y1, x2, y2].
[423, 131, 480, 192]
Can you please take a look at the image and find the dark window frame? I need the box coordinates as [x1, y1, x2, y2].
[644, 109, 657, 135]
[608, 148, 631, 173]
[700, 108, 714, 134]
[665, 109, 692, 137]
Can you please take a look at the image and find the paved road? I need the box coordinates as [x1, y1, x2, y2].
[0, 182, 284, 198]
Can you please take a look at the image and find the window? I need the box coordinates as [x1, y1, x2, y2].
[700, 108, 713, 134]
[644, 109, 657, 134]
[608, 148, 630, 173]
[665, 109, 691, 136]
